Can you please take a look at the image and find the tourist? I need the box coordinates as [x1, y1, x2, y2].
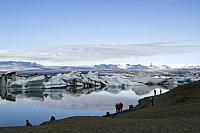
[50, 116, 56, 121]
[129, 105, 134, 109]
[160, 89, 162, 95]
[154, 90, 156, 96]
[105, 112, 111, 117]
[115, 102, 123, 113]
[26, 120, 32, 127]
[120, 102, 123, 112]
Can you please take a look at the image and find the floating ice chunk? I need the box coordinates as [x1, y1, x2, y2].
[26, 76, 45, 87]
[102, 75, 142, 86]
[10, 80, 28, 88]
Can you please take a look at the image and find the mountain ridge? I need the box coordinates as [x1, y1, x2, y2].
[0, 61, 199, 71]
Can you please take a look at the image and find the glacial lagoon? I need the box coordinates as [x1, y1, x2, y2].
[0, 85, 170, 127]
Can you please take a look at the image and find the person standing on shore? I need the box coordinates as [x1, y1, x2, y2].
[154, 90, 156, 96]
[50, 116, 56, 121]
[26, 120, 32, 127]
[105, 112, 111, 117]
[160, 89, 162, 95]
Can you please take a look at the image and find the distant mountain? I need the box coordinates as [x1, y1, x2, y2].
[0, 61, 168, 72]
[126, 64, 149, 70]
[0, 61, 198, 72]
[94, 64, 150, 70]
[94, 64, 119, 70]
[0, 61, 43, 71]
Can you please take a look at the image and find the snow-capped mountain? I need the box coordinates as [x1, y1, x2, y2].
[94, 64, 119, 70]
[0, 61, 43, 71]
[94, 64, 149, 70]
[0, 61, 199, 72]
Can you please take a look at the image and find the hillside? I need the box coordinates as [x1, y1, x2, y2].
[117, 80, 200, 119]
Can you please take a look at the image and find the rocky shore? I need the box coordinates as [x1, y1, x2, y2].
[0, 81, 200, 133]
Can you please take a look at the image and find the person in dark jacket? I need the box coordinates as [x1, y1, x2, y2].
[50, 116, 56, 121]
[154, 90, 156, 96]
[26, 120, 32, 126]
[105, 112, 111, 117]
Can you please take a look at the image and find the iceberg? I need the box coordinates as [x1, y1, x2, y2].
[26, 76, 45, 87]
[101, 75, 143, 86]
[133, 75, 170, 85]
[10, 80, 28, 88]
[9, 71, 145, 90]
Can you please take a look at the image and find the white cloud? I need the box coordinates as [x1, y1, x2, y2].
[0, 44, 199, 65]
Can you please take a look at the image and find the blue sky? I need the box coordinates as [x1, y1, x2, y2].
[0, 0, 200, 66]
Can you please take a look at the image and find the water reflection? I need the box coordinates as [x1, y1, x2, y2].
[0, 85, 170, 126]
[4, 85, 170, 102]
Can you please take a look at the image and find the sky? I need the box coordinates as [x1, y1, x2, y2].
[0, 0, 200, 66]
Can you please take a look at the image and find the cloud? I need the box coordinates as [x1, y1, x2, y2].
[0, 44, 199, 65]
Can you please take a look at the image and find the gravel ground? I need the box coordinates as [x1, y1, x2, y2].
[0, 117, 200, 133]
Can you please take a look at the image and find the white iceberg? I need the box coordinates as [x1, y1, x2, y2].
[10, 79, 28, 88]
[26, 76, 45, 87]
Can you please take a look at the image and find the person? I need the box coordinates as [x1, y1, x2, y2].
[105, 112, 111, 117]
[129, 105, 134, 109]
[154, 90, 156, 96]
[50, 116, 56, 121]
[151, 97, 154, 106]
[119, 102, 123, 112]
[160, 89, 162, 95]
[26, 120, 32, 126]
[115, 102, 123, 113]
[115, 103, 120, 113]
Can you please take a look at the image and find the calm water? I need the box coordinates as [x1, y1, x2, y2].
[0, 85, 170, 127]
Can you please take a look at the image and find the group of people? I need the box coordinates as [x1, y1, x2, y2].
[114, 89, 163, 112]
[154, 89, 162, 96]
[152, 89, 163, 106]
[115, 102, 124, 113]
[113, 89, 163, 113]
[105, 102, 134, 117]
